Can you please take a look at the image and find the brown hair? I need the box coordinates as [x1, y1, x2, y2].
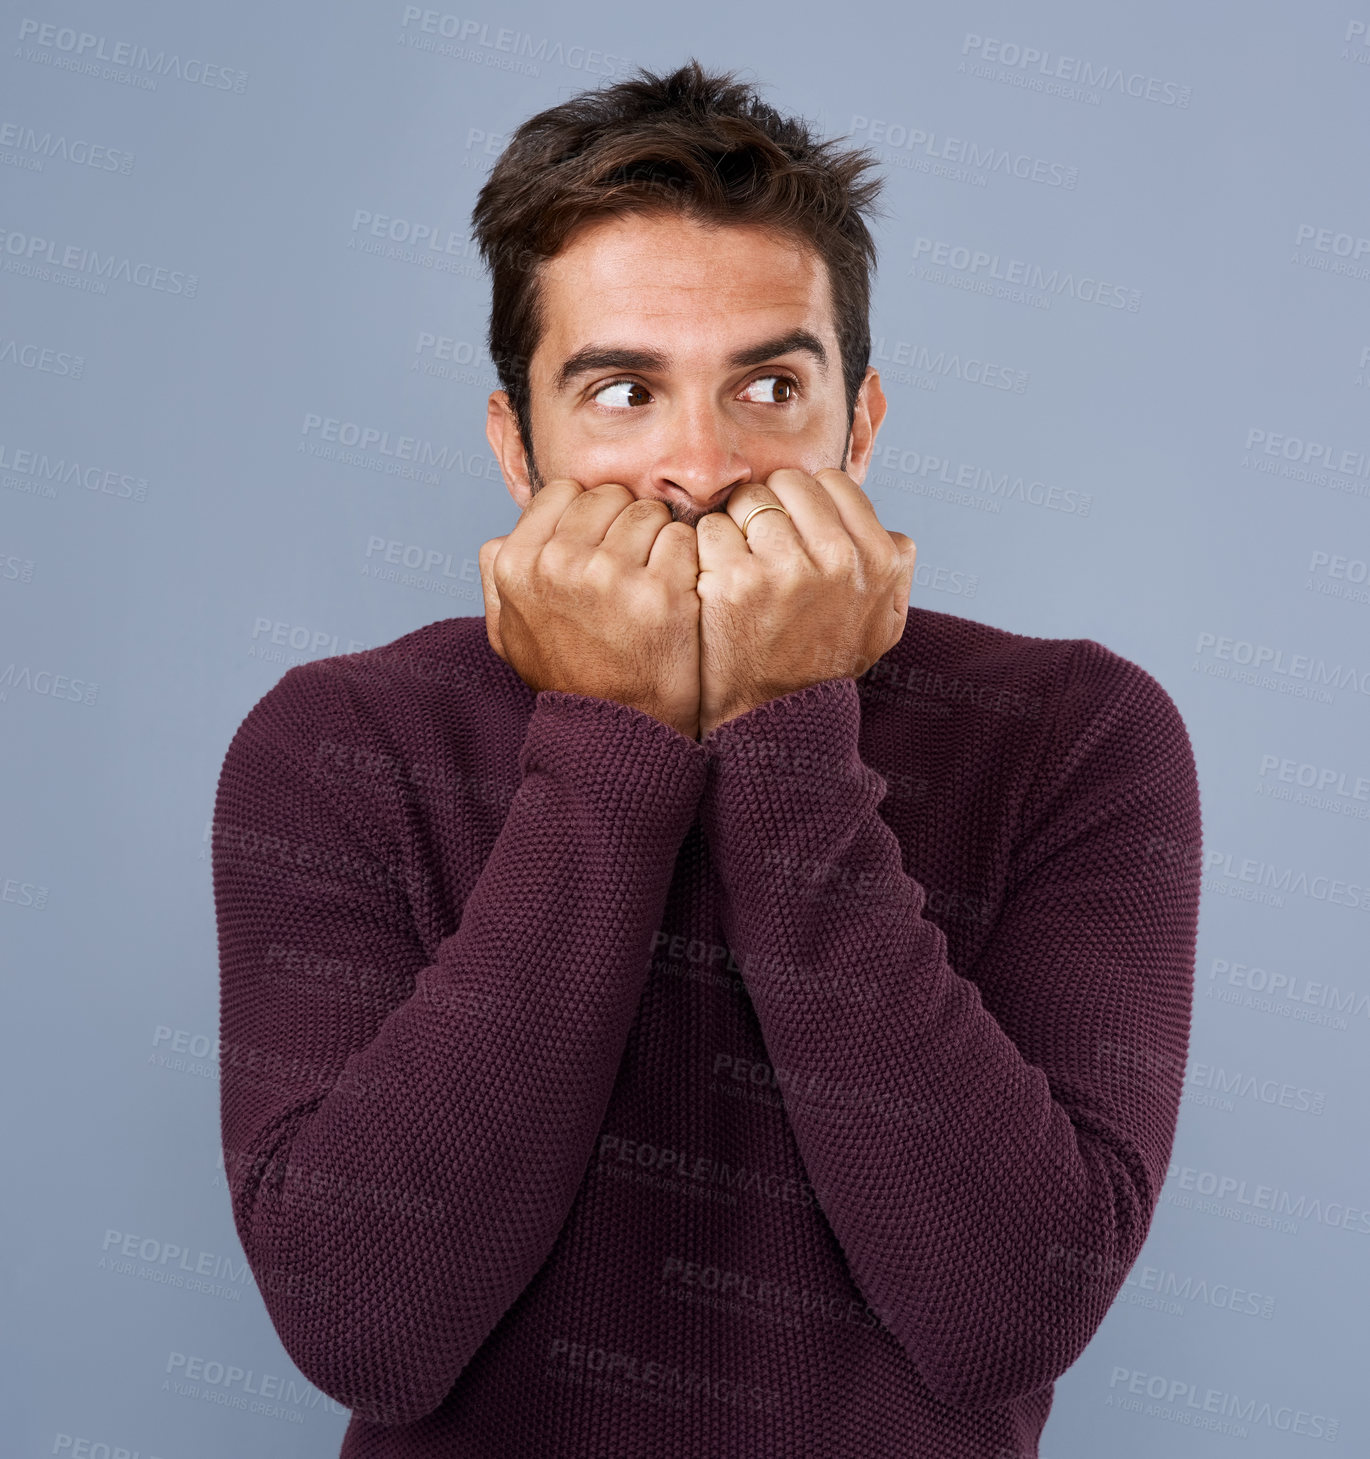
[471, 59, 885, 462]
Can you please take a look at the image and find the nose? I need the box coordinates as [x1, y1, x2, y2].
[649, 393, 753, 526]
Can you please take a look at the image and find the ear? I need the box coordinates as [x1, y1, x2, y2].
[843, 367, 888, 487]
[485, 391, 534, 510]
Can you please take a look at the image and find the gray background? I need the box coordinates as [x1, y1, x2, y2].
[3, 1, 1368, 1453]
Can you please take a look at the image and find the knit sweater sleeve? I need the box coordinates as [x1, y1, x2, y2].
[211, 666, 708, 1426]
[698, 638, 1202, 1412]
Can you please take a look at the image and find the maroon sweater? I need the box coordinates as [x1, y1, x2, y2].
[210, 605, 1202, 1457]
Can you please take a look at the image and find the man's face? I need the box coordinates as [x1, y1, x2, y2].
[485, 211, 886, 528]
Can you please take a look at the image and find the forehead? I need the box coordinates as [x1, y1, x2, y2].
[533, 212, 836, 359]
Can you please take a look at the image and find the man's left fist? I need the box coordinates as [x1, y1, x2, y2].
[694, 467, 916, 738]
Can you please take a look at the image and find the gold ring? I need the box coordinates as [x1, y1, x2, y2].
[739, 502, 791, 539]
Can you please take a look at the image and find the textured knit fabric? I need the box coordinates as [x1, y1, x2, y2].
[210, 604, 1202, 1458]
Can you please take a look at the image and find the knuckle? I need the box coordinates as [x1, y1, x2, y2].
[807, 544, 850, 578]
[539, 541, 574, 580]
[625, 496, 668, 521]
[583, 552, 617, 590]
[590, 481, 632, 501]
[660, 520, 699, 557]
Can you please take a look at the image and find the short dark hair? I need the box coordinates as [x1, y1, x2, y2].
[471, 59, 885, 463]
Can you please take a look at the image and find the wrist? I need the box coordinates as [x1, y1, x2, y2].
[633, 697, 701, 743]
[700, 701, 760, 739]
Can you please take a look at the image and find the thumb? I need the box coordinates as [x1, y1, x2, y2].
[477, 535, 509, 662]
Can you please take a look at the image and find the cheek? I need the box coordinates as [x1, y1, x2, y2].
[537, 427, 643, 487]
[715, 398, 847, 469]
[535, 409, 687, 485]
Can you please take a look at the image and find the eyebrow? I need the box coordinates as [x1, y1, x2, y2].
[552, 327, 829, 394]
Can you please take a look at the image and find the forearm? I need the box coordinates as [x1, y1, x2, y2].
[215, 684, 708, 1424]
[700, 670, 1200, 1409]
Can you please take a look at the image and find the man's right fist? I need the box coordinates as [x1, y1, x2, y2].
[478, 480, 703, 741]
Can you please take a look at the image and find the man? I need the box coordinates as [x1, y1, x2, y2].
[212, 60, 1202, 1458]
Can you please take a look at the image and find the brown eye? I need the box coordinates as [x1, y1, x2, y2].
[739, 374, 797, 404]
[592, 380, 653, 408]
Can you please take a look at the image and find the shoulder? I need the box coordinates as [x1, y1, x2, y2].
[864, 603, 1074, 736]
[224, 615, 520, 751]
[872, 605, 1196, 828]
[878, 603, 1187, 738]
[215, 616, 526, 867]
[217, 616, 530, 816]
